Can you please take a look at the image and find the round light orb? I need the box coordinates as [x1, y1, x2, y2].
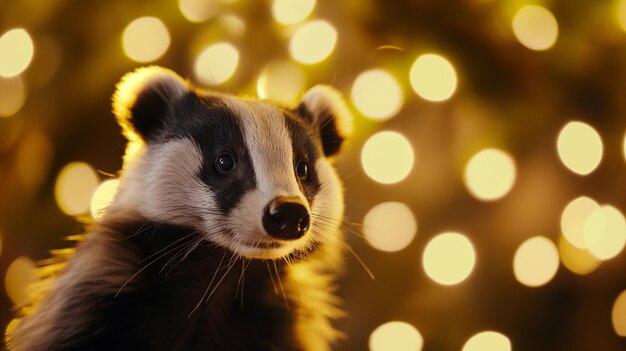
[0, 76, 26, 117]
[512, 5, 559, 51]
[0, 28, 34, 78]
[560, 196, 599, 249]
[613, 290, 626, 336]
[557, 121, 603, 175]
[369, 321, 423, 351]
[363, 202, 418, 252]
[54, 162, 100, 216]
[463, 148, 517, 201]
[5, 256, 38, 305]
[409, 53, 457, 102]
[178, 0, 218, 23]
[513, 236, 559, 287]
[558, 235, 600, 276]
[617, 0, 626, 32]
[583, 205, 626, 260]
[122, 17, 170, 63]
[194, 42, 240, 85]
[423, 232, 476, 285]
[351, 69, 404, 121]
[91, 179, 120, 221]
[462, 331, 512, 351]
[257, 60, 305, 105]
[361, 131, 414, 184]
[289, 20, 337, 64]
[272, 0, 316, 25]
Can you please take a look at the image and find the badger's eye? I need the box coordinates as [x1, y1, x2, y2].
[215, 153, 236, 174]
[296, 160, 308, 180]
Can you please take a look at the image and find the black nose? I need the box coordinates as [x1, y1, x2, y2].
[262, 197, 310, 240]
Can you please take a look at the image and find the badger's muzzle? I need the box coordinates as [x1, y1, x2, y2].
[262, 197, 310, 240]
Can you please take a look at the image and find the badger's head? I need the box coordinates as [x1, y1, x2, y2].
[110, 66, 352, 260]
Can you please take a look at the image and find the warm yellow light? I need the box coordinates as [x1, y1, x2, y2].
[5, 256, 38, 305]
[513, 236, 559, 287]
[90, 179, 120, 221]
[409, 54, 457, 102]
[558, 235, 600, 276]
[0, 76, 26, 117]
[0, 28, 34, 78]
[195, 42, 240, 85]
[557, 121, 603, 175]
[363, 202, 418, 252]
[583, 205, 626, 260]
[272, 0, 316, 25]
[4, 318, 19, 346]
[361, 131, 414, 184]
[257, 60, 305, 105]
[369, 321, 423, 351]
[613, 290, 626, 336]
[122, 17, 170, 63]
[54, 162, 100, 216]
[218, 15, 246, 37]
[618, 0, 626, 31]
[423, 232, 476, 285]
[463, 148, 516, 201]
[560, 196, 599, 249]
[511, 5, 558, 51]
[462, 331, 512, 351]
[178, 0, 218, 23]
[351, 69, 404, 120]
[289, 20, 337, 65]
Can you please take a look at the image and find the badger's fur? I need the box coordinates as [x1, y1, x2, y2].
[11, 66, 352, 351]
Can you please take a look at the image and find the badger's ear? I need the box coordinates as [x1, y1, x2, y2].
[113, 66, 189, 142]
[296, 85, 353, 157]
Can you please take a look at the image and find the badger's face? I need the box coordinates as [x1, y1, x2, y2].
[111, 67, 352, 259]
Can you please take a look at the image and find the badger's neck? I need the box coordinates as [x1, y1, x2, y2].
[100, 219, 302, 350]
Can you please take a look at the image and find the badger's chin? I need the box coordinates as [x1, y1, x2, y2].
[212, 233, 317, 260]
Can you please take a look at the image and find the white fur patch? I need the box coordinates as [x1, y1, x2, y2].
[300, 85, 353, 139]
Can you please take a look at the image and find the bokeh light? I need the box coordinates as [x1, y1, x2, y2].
[90, 179, 120, 221]
[178, 0, 218, 23]
[560, 196, 599, 249]
[423, 232, 476, 285]
[361, 131, 414, 184]
[257, 60, 305, 105]
[272, 0, 316, 25]
[195, 42, 240, 85]
[463, 148, 516, 201]
[558, 235, 600, 276]
[511, 5, 558, 51]
[513, 236, 559, 287]
[5, 256, 38, 305]
[369, 321, 423, 351]
[618, 0, 626, 32]
[363, 202, 418, 252]
[351, 69, 404, 120]
[122, 17, 171, 63]
[583, 205, 626, 260]
[557, 121, 603, 175]
[409, 53, 457, 102]
[613, 290, 626, 336]
[462, 331, 512, 351]
[0, 76, 26, 117]
[289, 20, 337, 64]
[0, 28, 34, 78]
[54, 162, 100, 216]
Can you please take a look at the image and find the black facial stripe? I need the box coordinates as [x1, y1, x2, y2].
[282, 111, 321, 207]
[166, 93, 256, 214]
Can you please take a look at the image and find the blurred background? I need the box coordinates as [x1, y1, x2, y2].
[1, 0, 626, 349]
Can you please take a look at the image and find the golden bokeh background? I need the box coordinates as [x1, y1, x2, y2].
[1, 0, 626, 349]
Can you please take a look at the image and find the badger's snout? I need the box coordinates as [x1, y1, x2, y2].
[262, 197, 310, 240]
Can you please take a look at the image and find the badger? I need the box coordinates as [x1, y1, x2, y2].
[10, 66, 353, 351]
